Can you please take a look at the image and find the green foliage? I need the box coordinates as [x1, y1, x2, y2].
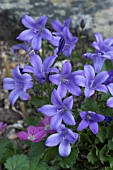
[87, 147, 99, 164]
[25, 117, 39, 126]
[0, 138, 11, 162]
[99, 145, 109, 164]
[5, 154, 29, 170]
[60, 147, 79, 169]
[97, 126, 106, 143]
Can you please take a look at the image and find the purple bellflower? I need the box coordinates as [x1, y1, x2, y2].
[23, 51, 58, 84]
[77, 111, 105, 135]
[45, 124, 78, 157]
[3, 65, 33, 105]
[83, 32, 113, 73]
[74, 64, 108, 98]
[18, 126, 46, 142]
[17, 15, 52, 51]
[38, 89, 76, 130]
[49, 61, 83, 97]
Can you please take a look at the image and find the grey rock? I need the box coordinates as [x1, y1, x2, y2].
[0, 0, 113, 42]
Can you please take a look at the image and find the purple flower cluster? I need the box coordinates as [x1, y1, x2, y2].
[83, 32, 113, 73]
[3, 15, 112, 157]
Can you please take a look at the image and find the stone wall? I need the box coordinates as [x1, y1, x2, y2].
[0, 0, 113, 41]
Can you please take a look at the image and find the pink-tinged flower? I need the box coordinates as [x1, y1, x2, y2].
[77, 111, 105, 135]
[18, 126, 46, 142]
[0, 122, 7, 131]
[38, 116, 55, 134]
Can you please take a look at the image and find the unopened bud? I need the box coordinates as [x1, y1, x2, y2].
[80, 19, 86, 30]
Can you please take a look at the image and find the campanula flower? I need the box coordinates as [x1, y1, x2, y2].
[49, 61, 83, 97]
[77, 111, 105, 135]
[106, 83, 113, 108]
[3, 65, 33, 105]
[83, 32, 113, 73]
[23, 51, 58, 84]
[12, 43, 32, 54]
[74, 64, 108, 98]
[104, 70, 113, 85]
[38, 89, 76, 130]
[17, 15, 52, 51]
[18, 126, 45, 142]
[45, 124, 78, 157]
[105, 116, 113, 124]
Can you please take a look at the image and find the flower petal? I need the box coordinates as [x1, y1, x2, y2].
[42, 28, 52, 40]
[95, 84, 108, 93]
[43, 56, 56, 73]
[36, 16, 48, 27]
[50, 114, 62, 130]
[23, 65, 34, 73]
[77, 120, 89, 131]
[106, 97, 113, 108]
[93, 114, 105, 122]
[66, 129, 78, 143]
[63, 111, 76, 126]
[57, 84, 67, 98]
[9, 88, 22, 105]
[84, 87, 95, 98]
[38, 105, 57, 116]
[93, 71, 109, 88]
[20, 91, 30, 100]
[89, 122, 98, 135]
[63, 96, 73, 110]
[31, 35, 42, 51]
[29, 52, 42, 71]
[49, 74, 61, 85]
[61, 61, 72, 75]
[18, 132, 28, 140]
[80, 111, 87, 119]
[52, 20, 63, 32]
[107, 83, 113, 95]
[66, 82, 81, 96]
[84, 65, 95, 81]
[59, 140, 71, 157]
[51, 89, 62, 106]
[92, 55, 106, 73]
[22, 15, 35, 28]
[74, 75, 85, 87]
[45, 133, 62, 146]
[17, 29, 35, 41]
[3, 78, 15, 90]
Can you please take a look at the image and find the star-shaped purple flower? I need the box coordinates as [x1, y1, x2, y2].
[17, 15, 52, 51]
[18, 126, 45, 142]
[83, 32, 113, 73]
[38, 89, 76, 130]
[45, 124, 78, 157]
[3, 65, 33, 105]
[74, 64, 109, 98]
[49, 61, 83, 97]
[23, 51, 58, 84]
[77, 111, 105, 135]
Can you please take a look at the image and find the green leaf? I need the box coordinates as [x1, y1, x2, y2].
[109, 157, 113, 168]
[106, 123, 113, 138]
[44, 147, 58, 163]
[99, 145, 109, 164]
[87, 147, 99, 164]
[25, 117, 39, 126]
[97, 126, 106, 143]
[29, 141, 45, 157]
[60, 147, 79, 169]
[5, 154, 29, 170]
[108, 139, 113, 150]
[29, 156, 48, 170]
[0, 138, 11, 162]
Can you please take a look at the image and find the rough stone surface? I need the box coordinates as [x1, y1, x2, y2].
[0, 0, 113, 41]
